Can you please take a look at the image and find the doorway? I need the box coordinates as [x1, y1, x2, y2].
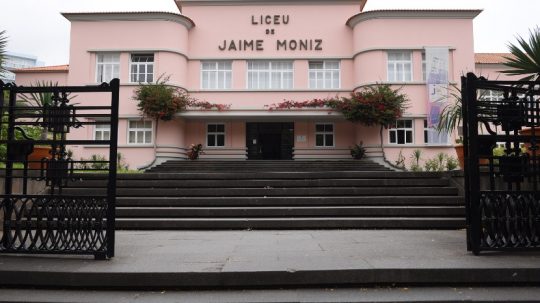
[246, 122, 294, 160]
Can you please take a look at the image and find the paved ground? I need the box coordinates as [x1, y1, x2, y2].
[0, 230, 539, 289]
[2, 287, 540, 303]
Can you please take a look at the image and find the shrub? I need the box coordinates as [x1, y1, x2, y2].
[446, 156, 459, 171]
[424, 158, 440, 172]
[134, 76, 191, 121]
[350, 142, 366, 160]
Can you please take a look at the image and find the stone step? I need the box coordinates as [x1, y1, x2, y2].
[116, 206, 465, 217]
[3, 287, 540, 303]
[149, 167, 391, 172]
[117, 196, 465, 207]
[62, 187, 459, 197]
[115, 217, 465, 229]
[1, 230, 539, 290]
[69, 178, 450, 188]
[87, 171, 448, 180]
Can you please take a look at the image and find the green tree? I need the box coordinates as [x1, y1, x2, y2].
[501, 27, 540, 81]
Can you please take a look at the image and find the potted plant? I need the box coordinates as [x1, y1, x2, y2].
[350, 142, 366, 160]
[187, 143, 204, 160]
[502, 27, 540, 150]
[436, 84, 467, 169]
[19, 81, 65, 169]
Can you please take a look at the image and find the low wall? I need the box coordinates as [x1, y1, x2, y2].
[0, 171, 47, 233]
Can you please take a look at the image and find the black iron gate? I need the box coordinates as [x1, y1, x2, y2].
[0, 79, 119, 259]
[463, 72, 540, 254]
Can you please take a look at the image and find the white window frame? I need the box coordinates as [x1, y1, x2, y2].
[315, 123, 335, 147]
[206, 123, 226, 147]
[247, 60, 294, 90]
[388, 119, 414, 145]
[424, 119, 449, 145]
[387, 51, 413, 82]
[94, 122, 111, 141]
[127, 120, 153, 145]
[308, 60, 341, 89]
[479, 89, 504, 101]
[422, 52, 426, 81]
[201, 61, 233, 89]
[130, 53, 154, 83]
[96, 53, 120, 83]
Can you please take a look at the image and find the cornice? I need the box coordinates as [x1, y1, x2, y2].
[347, 9, 482, 28]
[61, 12, 195, 29]
[177, 0, 364, 7]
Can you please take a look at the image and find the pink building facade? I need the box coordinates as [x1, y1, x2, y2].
[15, 0, 485, 169]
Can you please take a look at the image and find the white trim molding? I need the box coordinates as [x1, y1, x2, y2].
[87, 49, 189, 60]
[347, 10, 482, 28]
[62, 12, 195, 29]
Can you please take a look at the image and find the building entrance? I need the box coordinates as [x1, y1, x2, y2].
[246, 122, 294, 160]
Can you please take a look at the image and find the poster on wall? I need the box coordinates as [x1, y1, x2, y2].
[425, 47, 449, 128]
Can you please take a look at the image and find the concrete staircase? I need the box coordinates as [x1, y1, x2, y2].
[65, 160, 465, 230]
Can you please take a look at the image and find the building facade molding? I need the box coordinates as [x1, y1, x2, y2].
[346, 9, 482, 28]
[87, 49, 189, 60]
[61, 12, 196, 29]
[352, 46, 456, 59]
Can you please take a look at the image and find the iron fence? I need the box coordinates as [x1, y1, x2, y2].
[0, 79, 119, 259]
[463, 72, 540, 254]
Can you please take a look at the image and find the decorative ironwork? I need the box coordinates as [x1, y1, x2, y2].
[0, 80, 119, 259]
[463, 73, 540, 254]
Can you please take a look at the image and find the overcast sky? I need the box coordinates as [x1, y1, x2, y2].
[1, 0, 539, 65]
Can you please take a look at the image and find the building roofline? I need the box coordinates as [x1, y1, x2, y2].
[475, 53, 514, 64]
[61, 12, 195, 29]
[176, 0, 366, 11]
[13, 64, 69, 73]
[347, 9, 482, 28]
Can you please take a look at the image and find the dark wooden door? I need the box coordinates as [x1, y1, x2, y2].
[246, 122, 294, 160]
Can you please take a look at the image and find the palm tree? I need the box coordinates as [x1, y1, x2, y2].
[501, 27, 540, 81]
[0, 30, 7, 78]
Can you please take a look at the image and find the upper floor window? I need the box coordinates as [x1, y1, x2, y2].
[479, 89, 504, 101]
[130, 54, 154, 83]
[389, 119, 413, 145]
[247, 61, 293, 89]
[315, 123, 334, 147]
[309, 60, 340, 89]
[387, 51, 412, 82]
[128, 120, 153, 145]
[201, 61, 232, 89]
[424, 120, 448, 145]
[96, 53, 120, 83]
[94, 123, 110, 141]
[207, 123, 225, 147]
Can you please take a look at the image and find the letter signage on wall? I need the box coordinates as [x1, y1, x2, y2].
[218, 14, 323, 52]
[425, 47, 449, 128]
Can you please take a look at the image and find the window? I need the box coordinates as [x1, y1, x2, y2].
[479, 89, 504, 101]
[309, 60, 340, 89]
[387, 52, 412, 82]
[94, 123, 110, 141]
[389, 120, 413, 144]
[207, 124, 225, 147]
[128, 120, 152, 144]
[130, 54, 154, 83]
[96, 53, 120, 83]
[247, 61, 293, 89]
[201, 61, 232, 89]
[424, 120, 448, 145]
[315, 123, 334, 147]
